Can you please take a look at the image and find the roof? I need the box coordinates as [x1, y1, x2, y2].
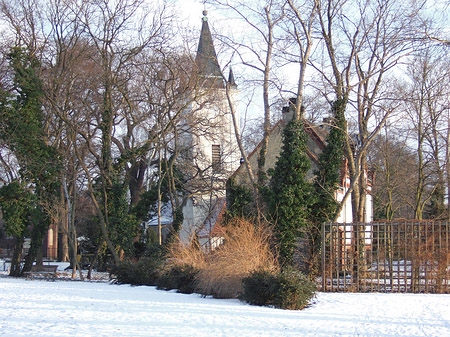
[197, 198, 226, 238]
[230, 116, 329, 180]
[228, 68, 237, 87]
[195, 13, 223, 79]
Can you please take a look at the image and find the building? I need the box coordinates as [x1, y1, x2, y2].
[178, 11, 240, 244]
[232, 100, 374, 225]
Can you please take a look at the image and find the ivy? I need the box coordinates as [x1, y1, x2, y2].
[312, 99, 346, 226]
[0, 181, 33, 238]
[266, 118, 315, 267]
[0, 47, 61, 273]
[108, 181, 140, 256]
[226, 177, 254, 219]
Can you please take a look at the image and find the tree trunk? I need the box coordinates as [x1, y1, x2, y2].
[9, 236, 24, 277]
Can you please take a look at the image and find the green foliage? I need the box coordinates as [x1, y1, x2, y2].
[108, 182, 140, 255]
[165, 206, 184, 244]
[424, 186, 446, 220]
[156, 264, 199, 294]
[240, 269, 278, 306]
[109, 257, 162, 286]
[133, 187, 166, 221]
[0, 182, 33, 238]
[266, 119, 315, 266]
[110, 244, 166, 285]
[1, 48, 61, 196]
[226, 178, 254, 219]
[132, 161, 183, 222]
[241, 268, 316, 310]
[0, 47, 61, 272]
[312, 99, 346, 226]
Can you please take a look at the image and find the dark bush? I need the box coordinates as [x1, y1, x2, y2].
[156, 264, 199, 294]
[239, 269, 277, 306]
[110, 257, 162, 286]
[241, 268, 316, 310]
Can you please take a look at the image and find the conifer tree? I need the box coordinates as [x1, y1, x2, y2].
[266, 118, 315, 267]
[312, 99, 346, 225]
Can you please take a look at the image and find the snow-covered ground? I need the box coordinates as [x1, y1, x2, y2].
[1, 274, 450, 337]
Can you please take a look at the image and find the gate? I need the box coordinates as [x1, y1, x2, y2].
[321, 221, 450, 293]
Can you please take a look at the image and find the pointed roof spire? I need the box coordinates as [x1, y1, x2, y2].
[195, 10, 223, 79]
[228, 67, 237, 88]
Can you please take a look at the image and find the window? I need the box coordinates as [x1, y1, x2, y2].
[212, 144, 221, 172]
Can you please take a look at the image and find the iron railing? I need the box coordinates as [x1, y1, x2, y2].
[321, 221, 450, 293]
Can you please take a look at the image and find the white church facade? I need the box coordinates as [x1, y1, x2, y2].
[178, 11, 240, 244]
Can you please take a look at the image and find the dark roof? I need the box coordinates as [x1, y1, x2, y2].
[230, 117, 328, 180]
[195, 14, 223, 79]
[197, 198, 226, 237]
[228, 67, 237, 87]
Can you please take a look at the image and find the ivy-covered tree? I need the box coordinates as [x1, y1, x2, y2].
[266, 118, 315, 267]
[226, 177, 254, 220]
[312, 99, 346, 225]
[108, 181, 140, 258]
[0, 47, 61, 274]
[0, 182, 34, 276]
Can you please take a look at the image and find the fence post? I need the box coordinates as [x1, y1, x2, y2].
[322, 222, 326, 291]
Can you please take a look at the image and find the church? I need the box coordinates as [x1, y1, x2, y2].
[178, 11, 374, 250]
[178, 10, 240, 246]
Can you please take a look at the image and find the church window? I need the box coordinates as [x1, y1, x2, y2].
[212, 144, 221, 171]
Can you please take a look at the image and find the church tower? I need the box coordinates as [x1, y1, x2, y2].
[179, 11, 239, 243]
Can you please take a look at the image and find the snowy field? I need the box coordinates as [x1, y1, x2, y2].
[1, 275, 450, 337]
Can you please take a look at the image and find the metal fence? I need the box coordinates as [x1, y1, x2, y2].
[321, 221, 450, 293]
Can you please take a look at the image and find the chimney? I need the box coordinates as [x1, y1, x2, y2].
[282, 98, 305, 123]
[282, 98, 296, 123]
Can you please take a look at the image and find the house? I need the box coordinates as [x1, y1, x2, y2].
[232, 99, 374, 226]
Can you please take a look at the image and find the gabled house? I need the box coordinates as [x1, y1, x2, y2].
[158, 11, 373, 249]
[231, 100, 374, 225]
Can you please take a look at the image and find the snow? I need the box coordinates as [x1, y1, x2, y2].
[1, 275, 450, 337]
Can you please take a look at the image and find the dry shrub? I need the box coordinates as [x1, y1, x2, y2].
[197, 218, 278, 298]
[165, 237, 206, 270]
[412, 235, 450, 293]
[165, 218, 277, 299]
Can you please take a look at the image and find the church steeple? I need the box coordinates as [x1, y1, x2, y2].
[195, 11, 223, 79]
[228, 67, 237, 88]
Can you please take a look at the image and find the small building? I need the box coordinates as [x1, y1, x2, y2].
[232, 100, 374, 225]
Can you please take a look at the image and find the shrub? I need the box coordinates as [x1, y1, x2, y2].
[156, 264, 199, 294]
[110, 257, 163, 286]
[195, 218, 277, 298]
[165, 238, 206, 270]
[165, 218, 277, 299]
[241, 267, 316, 310]
[239, 269, 277, 306]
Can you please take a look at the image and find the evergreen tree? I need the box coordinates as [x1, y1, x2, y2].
[266, 118, 315, 267]
[0, 47, 61, 274]
[312, 99, 346, 225]
[0, 182, 34, 276]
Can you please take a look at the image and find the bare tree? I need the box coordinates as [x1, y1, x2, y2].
[402, 51, 450, 220]
[67, 0, 172, 264]
[283, 0, 319, 120]
[208, 0, 285, 191]
[316, 0, 423, 222]
[368, 126, 418, 220]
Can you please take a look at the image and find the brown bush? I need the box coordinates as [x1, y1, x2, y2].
[165, 237, 206, 270]
[198, 218, 277, 298]
[166, 218, 278, 298]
